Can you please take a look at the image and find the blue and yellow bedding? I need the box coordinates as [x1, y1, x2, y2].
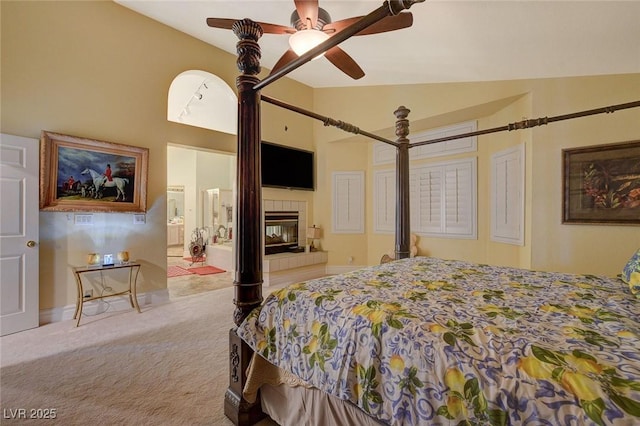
[238, 256, 640, 425]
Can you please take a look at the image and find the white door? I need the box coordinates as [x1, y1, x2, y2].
[0, 133, 39, 336]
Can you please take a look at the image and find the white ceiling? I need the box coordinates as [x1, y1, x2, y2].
[115, 0, 640, 89]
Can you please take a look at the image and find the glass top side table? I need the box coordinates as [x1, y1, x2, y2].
[72, 262, 142, 326]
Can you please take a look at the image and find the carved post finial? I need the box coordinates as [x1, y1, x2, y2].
[394, 105, 411, 141]
[233, 19, 263, 78]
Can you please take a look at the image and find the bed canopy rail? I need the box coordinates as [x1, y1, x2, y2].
[261, 94, 398, 146]
[410, 99, 640, 148]
[264, 95, 640, 150]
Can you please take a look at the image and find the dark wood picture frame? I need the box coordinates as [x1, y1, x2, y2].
[562, 140, 640, 225]
[40, 131, 149, 213]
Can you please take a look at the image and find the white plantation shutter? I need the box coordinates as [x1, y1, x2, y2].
[374, 170, 395, 233]
[411, 158, 477, 239]
[332, 171, 364, 234]
[373, 159, 476, 239]
[491, 145, 525, 245]
[411, 166, 443, 234]
[443, 163, 475, 236]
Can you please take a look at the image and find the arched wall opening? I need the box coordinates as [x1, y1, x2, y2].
[167, 70, 237, 135]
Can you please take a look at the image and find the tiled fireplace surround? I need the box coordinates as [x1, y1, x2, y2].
[207, 199, 328, 286]
[262, 199, 327, 286]
[263, 199, 306, 250]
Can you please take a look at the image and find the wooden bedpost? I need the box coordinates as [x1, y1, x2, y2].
[224, 18, 266, 426]
[394, 106, 411, 259]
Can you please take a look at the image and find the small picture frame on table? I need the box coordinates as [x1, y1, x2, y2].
[102, 254, 114, 267]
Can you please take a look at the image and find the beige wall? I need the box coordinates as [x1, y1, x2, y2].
[1, 1, 313, 310]
[313, 75, 640, 276]
[2, 2, 639, 313]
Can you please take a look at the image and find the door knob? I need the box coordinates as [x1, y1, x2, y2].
[26, 240, 36, 248]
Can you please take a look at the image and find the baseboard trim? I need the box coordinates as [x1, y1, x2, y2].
[39, 289, 170, 325]
[262, 265, 367, 287]
[326, 265, 365, 275]
[263, 264, 327, 287]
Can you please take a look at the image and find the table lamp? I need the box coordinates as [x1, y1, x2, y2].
[307, 225, 321, 252]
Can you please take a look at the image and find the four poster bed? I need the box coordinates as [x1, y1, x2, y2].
[223, 1, 640, 425]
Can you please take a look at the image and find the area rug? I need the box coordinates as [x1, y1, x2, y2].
[183, 254, 206, 261]
[167, 265, 194, 278]
[187, 265, 225, 275]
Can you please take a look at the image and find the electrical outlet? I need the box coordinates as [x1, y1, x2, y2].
[84, 289, 93, 298]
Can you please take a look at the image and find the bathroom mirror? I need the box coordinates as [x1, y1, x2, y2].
[167, 185, 184, 222]
[202, 188, 233, 236]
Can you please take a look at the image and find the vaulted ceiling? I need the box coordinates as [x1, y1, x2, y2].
[115, 1, 640, 88]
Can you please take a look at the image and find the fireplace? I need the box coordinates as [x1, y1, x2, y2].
[264, 211, 300, 255]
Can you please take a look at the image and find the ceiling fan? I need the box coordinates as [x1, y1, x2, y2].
[206, 0, 414, 80]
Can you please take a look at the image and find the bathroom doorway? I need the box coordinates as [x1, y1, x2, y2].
[166, 144, 236, 298]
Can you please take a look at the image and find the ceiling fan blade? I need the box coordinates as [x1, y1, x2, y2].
[324, 46, 365, 80]
[324, 12, 413, 36]
[269, 49, 299, 75]
[259, 22, 297, 35]
[294, 0, 319, 29]
[206, 17, 238, 30]
[207, 17, 295, 35]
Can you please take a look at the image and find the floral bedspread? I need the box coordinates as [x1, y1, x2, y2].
[237, 257, 640, 425]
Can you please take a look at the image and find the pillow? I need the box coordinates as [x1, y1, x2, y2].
[622, 249, 640, 298]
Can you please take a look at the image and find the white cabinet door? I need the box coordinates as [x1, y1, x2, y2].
[167, 225, 182, 245]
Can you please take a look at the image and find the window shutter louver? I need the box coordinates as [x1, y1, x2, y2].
[491, 145, 524, 245]
[332, 171, 365, 234]
[374, 170, 395, 233]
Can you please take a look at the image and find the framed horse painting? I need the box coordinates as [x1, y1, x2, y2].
[39, 131, 149, 213]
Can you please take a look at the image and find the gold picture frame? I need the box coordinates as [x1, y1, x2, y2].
[40, 131, 149, 213]
[562, 140, 640, 225]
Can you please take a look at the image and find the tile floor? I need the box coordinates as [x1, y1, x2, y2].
[167, 245, 234, 299]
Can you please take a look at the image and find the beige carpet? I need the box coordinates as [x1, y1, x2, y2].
[0, 286, 280, 425]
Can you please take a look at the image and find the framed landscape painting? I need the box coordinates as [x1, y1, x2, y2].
[40, 131, 149, 213]
[562, 140, 640, 225]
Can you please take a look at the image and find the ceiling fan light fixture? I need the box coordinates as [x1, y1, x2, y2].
[289, 30, 330, 59]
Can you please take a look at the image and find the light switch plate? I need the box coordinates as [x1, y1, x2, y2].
[74, 214, 93, 225]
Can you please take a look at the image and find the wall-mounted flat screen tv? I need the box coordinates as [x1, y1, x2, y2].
[261, 141, 314, 191]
